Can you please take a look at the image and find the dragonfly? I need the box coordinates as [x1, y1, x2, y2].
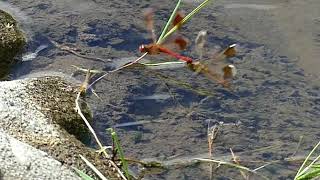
[139, 8, 193, 63]
[139, 9, 237, 87]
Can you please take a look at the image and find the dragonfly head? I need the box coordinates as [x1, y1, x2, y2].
[139, 44, 147, 53]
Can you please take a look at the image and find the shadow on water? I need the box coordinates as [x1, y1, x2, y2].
[4, 0, 320, 179]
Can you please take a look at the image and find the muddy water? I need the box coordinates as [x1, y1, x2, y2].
[3, 0, 320, 179]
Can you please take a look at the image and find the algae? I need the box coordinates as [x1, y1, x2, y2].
[0, 9, 26, 79]
[26, 76, 92, 144]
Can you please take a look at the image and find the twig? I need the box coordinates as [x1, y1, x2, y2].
[195, 158, 270, 180]
[75, 67, 101, 100]
[230, 148, 249, 180]
[208, 123, 219, 158]
[291, 136, 303, 158]
[207, 122, 219, 180]
[86, 53, 148, 91]
[71, 65, 103, 74]
[121, 158, 164, 168]
[253, 162, 273, 172]
[49, 39, 111, 63]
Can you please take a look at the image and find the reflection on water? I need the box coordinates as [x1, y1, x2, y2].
[3, 0, 320, 179]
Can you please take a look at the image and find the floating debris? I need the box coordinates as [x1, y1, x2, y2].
[224, 4, 278, 10]
[141, 61, 186, 70]
[113, 120, 165, 128]
[134, 94, 172, 101]
[22, 44, 48, 62]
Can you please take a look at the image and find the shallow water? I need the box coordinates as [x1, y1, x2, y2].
[3, 0, 320, 179]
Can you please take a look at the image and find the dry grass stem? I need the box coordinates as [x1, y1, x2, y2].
[79, 155, 109, 180]
[49, 39, 111, 63]
[208, 123, 219, 158]
[75, 76, 128, 180]
[194, 158, 270, 180]
[230, 148, 249, 180]
[86, 53, 148, 91]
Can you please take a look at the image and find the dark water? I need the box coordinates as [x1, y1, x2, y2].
[2, 0, 320, 179]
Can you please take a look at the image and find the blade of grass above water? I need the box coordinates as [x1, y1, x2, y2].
[141, 61, 186, 69]
[159, 0, 213, 44]
[108, 128, 130, 179]
[295, 141, 320, 179]
[157, 0, 182, 44]
[73, 168, 95, 180]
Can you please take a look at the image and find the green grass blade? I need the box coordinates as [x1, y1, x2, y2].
[157, 0, 182, 43]
[296, 168, 320, 180]
[311, 164, 320, 168]
[108, 128, 130, 179]
[295, 141, 320, 179]
[297, 154, 320, 180]
[73, 167, 95, 180]
[159, 0, 213, 44]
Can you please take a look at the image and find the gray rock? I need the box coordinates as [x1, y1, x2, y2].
[0, 129, 81, 180]
[0, 75, 120, 179]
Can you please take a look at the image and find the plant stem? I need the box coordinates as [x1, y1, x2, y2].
[86, 53, 148, 91]
[157, 0, 182, 43]
[108, 128, 130, 179]
[159, 0, 213, 44]
[75, 92, 127, 180]
[295, 141, 320, 179]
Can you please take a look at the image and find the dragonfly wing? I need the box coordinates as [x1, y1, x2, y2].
[203, 68, 229, 87]
[172, 11, 185, 29]
[222, 64, 237, 80]
[206, 61, 236, 86]
[160, 35, 189, 54]
[188, 61, 231, 87]
[143, 8, 157, 43]
[212, 44, 237, 62]
[161, 11, 189, 51]
[195, 30, 207, 59]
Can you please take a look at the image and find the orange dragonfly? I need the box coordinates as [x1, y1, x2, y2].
[139, 8, 193, 63]
[139, 9, 237, 87]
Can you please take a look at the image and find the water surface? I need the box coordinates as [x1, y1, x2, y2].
[3, 0, 320, 179]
